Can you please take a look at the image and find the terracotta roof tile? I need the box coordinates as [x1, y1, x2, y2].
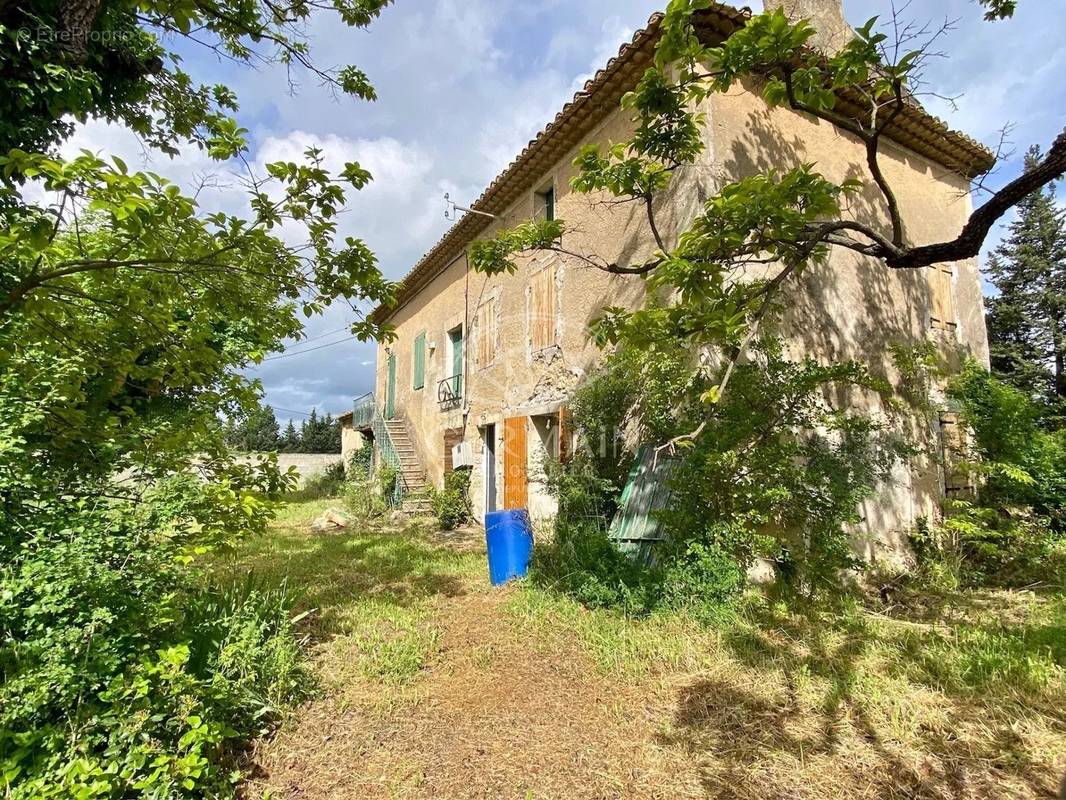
[371, 2, 994, 323]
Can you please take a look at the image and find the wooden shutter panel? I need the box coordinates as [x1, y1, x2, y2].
[477, 300, 495, 367]
[929, 266, 957, 331]
[558, 406, 573, 462]
[940, 411, 974, 495]
[503, 416, 528, 509]
[530, 265, 556, 351]
[413, 332, 425, 389]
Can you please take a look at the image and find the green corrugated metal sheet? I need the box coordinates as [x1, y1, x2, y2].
[608, 445, 678, 565]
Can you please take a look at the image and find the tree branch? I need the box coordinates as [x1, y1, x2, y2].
[867, 82, 907, 247]
[887, 127, 1066, 270]
[544, 244, 662, 276]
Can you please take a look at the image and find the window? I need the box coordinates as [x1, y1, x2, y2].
[535, 185, 555, 221]
[929, 265, 957, 331]
[412, 331, 426, 390]
[529, 264, 556, 351]
[444, 325, 463, 402]
[476, 298, 496, 367]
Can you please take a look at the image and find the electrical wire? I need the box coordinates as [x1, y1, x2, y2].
[272, 406, 317, 418]
[289, 324, 353, 345]
[260, 337, 354, 362]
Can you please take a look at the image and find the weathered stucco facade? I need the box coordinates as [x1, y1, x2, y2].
[368, 2, 992, 565]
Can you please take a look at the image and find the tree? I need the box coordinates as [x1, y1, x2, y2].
[978, 0, 1017, 21]
[471, 0, 1064, 443]
[0, 0, 389, 158]
[293, 408, 341, 452]
[0, 0, 396, 793]
[323, 412, 342, 453]
[279, 419, 300, 453]
[985, 145, 1066, 409]
[226, 404, 281, 452]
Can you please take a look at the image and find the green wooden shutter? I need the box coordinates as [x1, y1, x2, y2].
[413, 332, 425, 390]
[608, 445, 677, 566]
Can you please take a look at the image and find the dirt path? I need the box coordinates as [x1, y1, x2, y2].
[247, 586, 703, 799]
[238, 512, 1066, 800]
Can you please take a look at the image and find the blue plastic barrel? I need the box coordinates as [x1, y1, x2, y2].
[484, 509, 533, 586]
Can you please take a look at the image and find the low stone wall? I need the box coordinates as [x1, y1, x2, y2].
[234, 453, 345, 488]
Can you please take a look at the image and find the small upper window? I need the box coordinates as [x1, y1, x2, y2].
[535, 186, 555, 222]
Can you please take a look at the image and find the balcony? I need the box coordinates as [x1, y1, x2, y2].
[437, 374, 462, 410]
[351, 392, 376, 430]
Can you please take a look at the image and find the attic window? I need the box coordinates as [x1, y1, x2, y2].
[535, 185, 555, 222]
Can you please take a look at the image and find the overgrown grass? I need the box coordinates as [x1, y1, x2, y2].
[505, 580, 1066, 795]
[505, 585, 717, 677]
[236, 499, 1066, 706]
[508, 581, 1066, 696]
[283, 461, 347, 502]
[222, 499, 1066, 798]
[212, 499, 483, 692]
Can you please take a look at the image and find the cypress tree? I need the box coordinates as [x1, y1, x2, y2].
[279, 419, 300, 453]
[986, 145, 1066, 413]
[224, 403, 280, 452]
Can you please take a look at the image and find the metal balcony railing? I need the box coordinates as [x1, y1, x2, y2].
[437, 374, 462, 409]
[351, 392, 376, 430]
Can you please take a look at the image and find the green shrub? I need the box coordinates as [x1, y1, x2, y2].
[558, 337, 907, 607]
[344, 477, 387, 520]
[912, 502, 1066, 590]
[659, 541, 746, 623]
[379, 464, 399, 505]
[530, 519, 662, 615]
[907, 361, 1066, 588]
[543, 453, 619, 524]
[531, 519, 746, 621]
[430, 469, 472, 529]
[183, 575, 313, 725]
[949, 360, 1066, 527]
[348, 446, 373, 480]
[0, 502, 311, 799]
[291, 460, 347, 500]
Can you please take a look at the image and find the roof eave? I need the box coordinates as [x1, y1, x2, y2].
[370, 2, 994, 325]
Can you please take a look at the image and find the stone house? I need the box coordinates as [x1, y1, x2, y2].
[361, 0, 993, 561]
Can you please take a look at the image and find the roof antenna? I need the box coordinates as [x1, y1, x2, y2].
[444, 192, 496, 221]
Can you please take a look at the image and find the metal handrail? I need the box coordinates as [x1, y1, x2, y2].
[437, 374, 462, 408]
[351, 393, 407, 507]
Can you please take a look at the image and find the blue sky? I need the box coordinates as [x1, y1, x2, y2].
[64, 0, 1066, 429]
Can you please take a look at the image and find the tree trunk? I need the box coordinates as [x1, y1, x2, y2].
[57, 0, 107, 63]
[1054, 324, 1066, 399]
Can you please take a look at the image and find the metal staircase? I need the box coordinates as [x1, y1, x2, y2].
[352, 394, 430, 513]
[383, 418, 432, 514]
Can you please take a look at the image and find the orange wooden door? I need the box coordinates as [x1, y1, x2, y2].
[503, 416, 528, 509]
